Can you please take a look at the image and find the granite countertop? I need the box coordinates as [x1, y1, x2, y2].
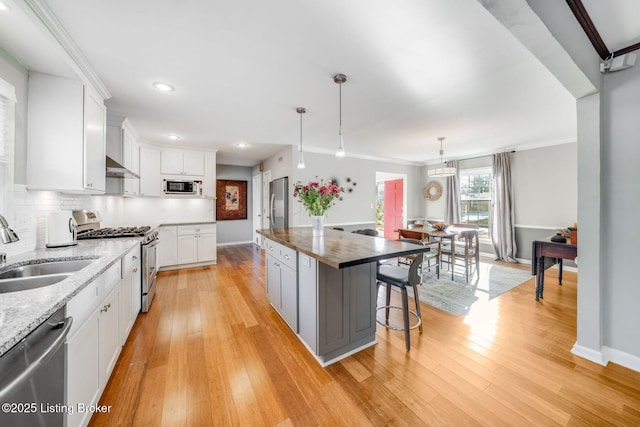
[257, 228, 429, 269]
[0, 238, 142, 357]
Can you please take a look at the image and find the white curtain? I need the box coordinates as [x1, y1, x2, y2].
[491, 152, 518, 262]
[445, 160, 460, 224]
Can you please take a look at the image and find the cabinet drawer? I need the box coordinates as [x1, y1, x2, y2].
[178, 223, 216, 236]
[122, 245, 141, 277]
[280, 245, 297, 271]
[265, 239, 297, 271]
[66, 281, 99, 339]
[99, 263, 121, 300]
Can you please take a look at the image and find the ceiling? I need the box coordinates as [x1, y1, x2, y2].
[582, 0, 640, 54]
[0, 0, 598, 167]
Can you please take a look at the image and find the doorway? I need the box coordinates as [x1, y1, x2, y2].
[375, 172, 407, 239]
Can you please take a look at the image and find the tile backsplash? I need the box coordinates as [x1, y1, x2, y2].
[2, 185, 213, 258]
[3, 185, 92, 257]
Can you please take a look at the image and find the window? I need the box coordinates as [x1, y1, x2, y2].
[459, 167, 491, 237]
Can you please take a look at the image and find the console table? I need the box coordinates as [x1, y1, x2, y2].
[531, 238, 577, 301]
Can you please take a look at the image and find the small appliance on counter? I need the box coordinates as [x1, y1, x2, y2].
[46, 210, 78, 248]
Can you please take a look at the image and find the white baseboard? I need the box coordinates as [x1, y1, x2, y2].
[571, 343, 607, 365]
[606, 347, 640, 373]
[217, 240, 253, 247]
[571, 343, 640, 373]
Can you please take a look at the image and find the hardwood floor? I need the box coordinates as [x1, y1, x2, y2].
[89, 244, 640, 426]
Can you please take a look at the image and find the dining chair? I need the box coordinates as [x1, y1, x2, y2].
[397, 238, 440, 279]
[376, 251, 424, 351]
[440, 224, 479, 282]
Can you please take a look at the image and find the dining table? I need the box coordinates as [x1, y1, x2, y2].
[396, 226, 459, 278]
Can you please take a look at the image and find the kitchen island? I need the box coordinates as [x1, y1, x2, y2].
[257, 228, 429, 366]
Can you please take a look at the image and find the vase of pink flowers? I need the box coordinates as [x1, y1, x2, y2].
[293, 179, 344, 236]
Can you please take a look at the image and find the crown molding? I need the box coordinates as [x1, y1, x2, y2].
[23, 0, 111, 100]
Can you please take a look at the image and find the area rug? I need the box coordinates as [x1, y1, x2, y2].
[407, 261, 533, 316]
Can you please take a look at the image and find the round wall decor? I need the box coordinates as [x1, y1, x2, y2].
[423, 181, 442, 201]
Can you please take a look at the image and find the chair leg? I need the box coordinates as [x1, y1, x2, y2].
[385, 282, 392, 325]
[436, 255, 440, 279]
[412, 284, 423, 333]
[401, 287, 411, 351]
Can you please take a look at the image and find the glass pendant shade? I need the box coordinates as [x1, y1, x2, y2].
[334, 74, 347, 158]
[297, 107, 306, 169]
[336, 132, 345, 158]
[427, 165, 456, 177]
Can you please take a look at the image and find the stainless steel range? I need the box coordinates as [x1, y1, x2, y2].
[73, 210, 159, 312]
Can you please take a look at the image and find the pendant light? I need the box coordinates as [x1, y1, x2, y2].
[427, 137, 457, 177]
[296, 107, 306, 169]
[334, 73, 347, 158]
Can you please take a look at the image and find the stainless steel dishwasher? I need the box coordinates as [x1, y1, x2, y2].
[0, 307, 72, 427]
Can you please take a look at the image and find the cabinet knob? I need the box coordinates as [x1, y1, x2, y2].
[284, 254, 290, 260]
[133, 268, 138, 273]
[132, 256, 138, 260]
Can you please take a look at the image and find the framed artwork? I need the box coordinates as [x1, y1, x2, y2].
[216, 180, 248, 220]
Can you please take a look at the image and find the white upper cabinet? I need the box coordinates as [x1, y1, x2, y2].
[203, 153, 216, 198]
[27, 72, 106, 193]
[161, 150, 204, 176]
[140, 146, 162, 197]
[106, 117, 140, 196]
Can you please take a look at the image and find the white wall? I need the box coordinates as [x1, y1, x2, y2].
[215, 164, 253, 244]
[512, 143, 577, 227]
[601, 64, 640, 359]
[525, 0, 640, 371]
[282, 150, 423, 228]
[423, 144, 578, 260]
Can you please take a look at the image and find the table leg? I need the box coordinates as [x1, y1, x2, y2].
[535, 255, 545, 301]
[558, 259, 563, 285]
[450, 236, 455, 280]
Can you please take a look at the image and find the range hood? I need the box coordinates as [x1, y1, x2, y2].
[106, 156, 140, 179]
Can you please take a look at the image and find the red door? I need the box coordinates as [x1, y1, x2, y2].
[384, 179, 403, 239]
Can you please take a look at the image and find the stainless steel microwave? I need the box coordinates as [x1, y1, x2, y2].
[163, 179, 200, 195]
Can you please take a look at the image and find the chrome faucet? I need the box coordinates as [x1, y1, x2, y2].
[0, 214, 19, 244]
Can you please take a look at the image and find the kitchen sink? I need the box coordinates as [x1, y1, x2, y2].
[0, 259, 95, 280]
[0, 273, 73, 293]
[0, 259, 96, 293]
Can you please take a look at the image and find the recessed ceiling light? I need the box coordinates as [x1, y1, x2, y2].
[152, 82, 175, 92]
[236, 142, 248, 148]
[167, 134, 181, 140]
[0, 2, 10, 11]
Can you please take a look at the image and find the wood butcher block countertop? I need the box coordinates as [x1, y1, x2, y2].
[257, 228, 429, 269]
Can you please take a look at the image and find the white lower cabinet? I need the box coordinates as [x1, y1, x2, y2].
[65, 248, 141, 427]
[120, 245, 141, 345]
[98, 286, 121, 388]
[66, 310, 100, 427]
[265, 238, 298, 332]
[177, 224, 217, 264]
[158, 226, 178, 267]
[160, 224, 217, 269]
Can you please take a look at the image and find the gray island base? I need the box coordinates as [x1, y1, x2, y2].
[258, 228, 430, 366]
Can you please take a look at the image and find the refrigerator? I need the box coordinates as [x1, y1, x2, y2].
[269, 177, 289, 229]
